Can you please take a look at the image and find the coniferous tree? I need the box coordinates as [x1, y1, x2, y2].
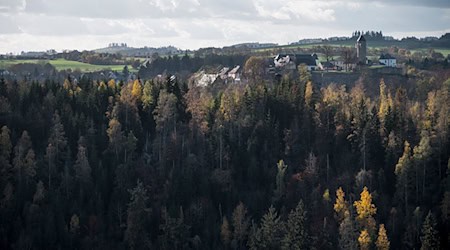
[13, 131, 36, 197]
[221, 216, 231, 247]
[125, 180, 150, 250]
[0, 126, 12, 190]
[45, 112, 67, 191]
[274, 160, 288, 202]
[339, 211, 358, 250]
[232, 202, 250, 249]
[250, 206, 283, 250]
[395, 141, 413, 215]
[420, 211, 440, 250]
[282, 200, 308, 250]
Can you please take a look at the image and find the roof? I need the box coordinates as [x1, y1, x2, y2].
[294, 54, 317, 66]
[357, 35, 366, 42]
[379, 53, 396, 60]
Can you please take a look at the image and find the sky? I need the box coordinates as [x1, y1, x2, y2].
[0, 0, 449, 54]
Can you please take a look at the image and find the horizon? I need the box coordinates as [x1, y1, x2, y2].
[1, 0, 449, 54]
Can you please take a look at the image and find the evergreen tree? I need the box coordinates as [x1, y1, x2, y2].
[13, 131, 36, 197]
[251, 206, 283, 250]
[0, 126, 12, 178]
[413, 130, 432, 202]
[274, 160, 288, 202]
[339, 211, 358, 250]
[395, 141, 413, 215]
[45, 112, 67, 190]
[221, 216, 231, 247]
[125, 180, 151, 250]
[159, 206, 190, 250]
[420, 211, 440, 250]
[74, 141, 92, 187]
[282, 200, 308, 250]
[232, 202, 250, 249]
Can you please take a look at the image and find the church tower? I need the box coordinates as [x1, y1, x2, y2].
[355, 35, 367, 64]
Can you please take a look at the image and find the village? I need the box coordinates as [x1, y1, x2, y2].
[192, 35, 399, 86]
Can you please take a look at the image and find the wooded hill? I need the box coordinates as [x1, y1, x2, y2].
[0, 65, 449, 249]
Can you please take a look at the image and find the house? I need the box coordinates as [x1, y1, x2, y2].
[321, 61, 336, 71]
[274, 54, 320, 71]
[379, 54, 397, 67]
[295, 54, 322, 71]
[227, 65, 241, 82]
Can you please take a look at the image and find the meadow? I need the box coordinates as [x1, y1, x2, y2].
[0, 58, 130, 72]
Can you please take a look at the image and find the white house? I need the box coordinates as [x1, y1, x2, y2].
[379, 54, 397, 67]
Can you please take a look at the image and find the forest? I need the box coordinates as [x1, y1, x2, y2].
[0, 64, 449, 249]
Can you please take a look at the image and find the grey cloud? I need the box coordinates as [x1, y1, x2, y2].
[16, 14, 88, 36]
[0, 14, 22, 34]
[350, 0, 450, 8]
[0, 0, 25, 12]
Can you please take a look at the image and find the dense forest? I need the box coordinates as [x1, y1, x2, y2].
[0, 65, 449, 249]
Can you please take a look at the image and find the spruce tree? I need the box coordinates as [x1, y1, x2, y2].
[282, 200, 308, 250]
[125, 180, 150, 250]
[420, 211, 440, 250]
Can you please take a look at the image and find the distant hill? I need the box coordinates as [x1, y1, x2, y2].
[94, 45, 182, 57]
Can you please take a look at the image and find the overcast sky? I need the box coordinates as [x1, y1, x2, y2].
[0, 0, 449, 53]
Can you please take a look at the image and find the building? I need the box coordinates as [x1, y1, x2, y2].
[379, 54, 397, 67]
[274, 54, 320, 71]
[355, 35, 367, 64]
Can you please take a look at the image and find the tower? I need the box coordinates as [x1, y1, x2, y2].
[355, 35, 367, 64]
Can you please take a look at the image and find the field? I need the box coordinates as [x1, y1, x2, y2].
[0, 58, 131, 72]
[409, 48, 450, 57]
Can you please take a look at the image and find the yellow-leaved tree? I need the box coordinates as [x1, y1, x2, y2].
[375, 224, 390, 250]
[354, 186, 377, 233]
[334, 187, 348, 222]
[358, 229, 371, 250]
[354, 186, 377, 220]
[131, 79, 142, 100]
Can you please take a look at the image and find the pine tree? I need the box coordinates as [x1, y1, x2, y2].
[282, 200, 308, 250]
[125, 180, 150, 250]
[420, 211, 440, 250]
[274, 160, 288, 202]
[395, 141, 413, 215]
[13, 131, 36, 197]
[74, 142, 92, 185]
[0, 126, 12, 169]
[339, 211, 358, 250]
[256, 206, 283, 250]
[33, 180, 45, 204]
[45, 112, 67, 190]
[159, 206, 190, 250]
[221, 216, 231, 247]
[232, 202, 250, 249]
[376, 224, 390, 250]
[413, 130, 432, 202]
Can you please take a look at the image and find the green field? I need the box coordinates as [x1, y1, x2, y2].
[409, 48, 450, 57]
[0, 58, 132, 72]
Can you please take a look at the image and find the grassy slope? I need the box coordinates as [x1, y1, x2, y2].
[0, 58, 130, 72]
